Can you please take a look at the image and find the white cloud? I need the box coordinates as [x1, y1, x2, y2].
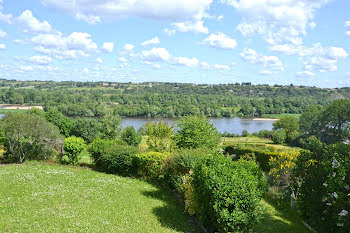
[202, 32, 237, 49]
[225, 0, 331, 44]
[141, 37, 160, 46]
[31, 32, 98, 59]
[102, 42, 114, 53]
[345, 20, 350, 36]
[217, 15, 224, 21]
[169, 20, 208, 34]
[164, 28, 176, 36]
[260, 70, 273, 75]
[200, 61, 211, 69]
[140, 47, 170, 62]
[172, 56, 199, 67]
[28, 55, 52, 65]
[297, 70, 315, 78]
[240, 48, 284, 71]
[214, 64, 230, 70]
[0, 43, 5, 50]
[123, 43, 134, 51]
[20, 65, 33, 71]
[17, 10, 53, 34]
[0, 0, 12, 24]
[0, 29, 6, 38]
[96, 57, 103, 63]
[118, 57, 127, 62]
[42, 0, 212, 22]
[83, 67, 89, 74]
[75, 13, 101, 24]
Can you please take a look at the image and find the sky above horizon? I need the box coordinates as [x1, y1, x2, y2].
[0, 0, 350, 87]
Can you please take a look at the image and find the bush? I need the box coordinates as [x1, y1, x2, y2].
[121, 126, 142, 147]
[272, 129, 286, 144]
[97, 145, 139, 176]
[257, 129, 273, 139]
[63, 136, 86, 165]
[241, 130, 250, 137]
[224, 145, 278, 172]
[145, 121, 175, 152]
[88, 137, 120, 165]
[135, 151, 169, 180]
[176, 115, 221, 149]
[292, 143, 350, 233]
[1, 113, 63, 163]
[192, 155, 267, 232]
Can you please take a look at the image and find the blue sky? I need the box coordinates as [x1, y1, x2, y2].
[0, 0, 349, 87]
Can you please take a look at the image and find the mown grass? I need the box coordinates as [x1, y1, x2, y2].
[0, 163, 199, 233]
[255, 197, 311, 233]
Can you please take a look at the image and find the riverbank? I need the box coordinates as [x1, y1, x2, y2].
[0, 104, 43, 110]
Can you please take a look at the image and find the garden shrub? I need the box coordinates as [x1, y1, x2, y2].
[88, 137, 122, 165]
[292, 143, 350, 233]
[135, 151, 169, 180]
[192, 155, 267, 232]
[97, 145, 139, 176]
[272, 129, 286, 144]
[63, 136, 86, 165]
[224, 145, 278, 172]
[121, 126, 142, 147]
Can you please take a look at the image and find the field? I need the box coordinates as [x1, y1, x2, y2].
[0, 163, 199, 232]
[260, 113, 301, 119]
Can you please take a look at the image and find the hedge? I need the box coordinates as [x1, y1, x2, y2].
[223, 145, 278, 172]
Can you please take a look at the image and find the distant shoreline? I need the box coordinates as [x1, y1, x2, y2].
[0, 104, 43, 110]
[253, 118, 278, 121]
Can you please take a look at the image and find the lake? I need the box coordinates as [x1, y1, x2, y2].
[0, 114, 276, 134]
[121, 117, 276, 134]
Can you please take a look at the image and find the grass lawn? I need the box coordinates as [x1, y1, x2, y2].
[0, 163, 199, 233]
[255, 197, 311, 233]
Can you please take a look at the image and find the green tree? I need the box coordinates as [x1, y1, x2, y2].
[145, 121, 175, 152]
[63, 136, 86, 165]
[121, 126, 142, 147]
[299, 105, 323, 136]
[272, 129, 287, 144]
[273, 116, 299, 143]
[176, 115, 221, 149]
[1, 113, 63, 163]
[45, 108, 73, 137]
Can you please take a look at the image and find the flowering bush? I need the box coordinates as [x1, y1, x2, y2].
[292, 143, 350, 233]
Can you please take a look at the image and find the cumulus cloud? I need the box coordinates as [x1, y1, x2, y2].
[224, 0, 331, 45]
[123, 43, 134, 51]
[297, 70, 315, 78]
[118, 57, 127, 63]
[141, 37, 160, 46]
[102, 42, 114, 53]
[214, 64, 230, 70]
[28, 55, 52, 65]
[167, 20, 208, 35]
[140, 47, 170, 62]
[75, 13, 101, 24]
[260, 70, 273, 75]
[16, 10, 53, 34]
[96, 57, 103, 63]
[42, 0, 212, 22]
[240, 48, 284, 71]
[0, 29, 6, 38]
[0, 43, 5, 50]
[0, 0, 12, 24]
[345, 20, 350, 36]
[172, 56, 199, 67]
[202, 32, 237, 49]
[31, 32, 97, 59]
[200, 61, 211, 69]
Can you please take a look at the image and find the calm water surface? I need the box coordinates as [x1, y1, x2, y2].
[121, 117, 276, 134]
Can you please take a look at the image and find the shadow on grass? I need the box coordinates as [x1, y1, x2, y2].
[254, 197, 310, 233]
[142, 189, 200, 233]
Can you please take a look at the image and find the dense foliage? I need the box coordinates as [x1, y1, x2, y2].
[176, 115, 221, 149]
[292, 143, 350, 233]
[1, 80, 349, 118]
[121, 126, 142, 147]
[63, 136, 86, 165]
[0, 113, 62, 163]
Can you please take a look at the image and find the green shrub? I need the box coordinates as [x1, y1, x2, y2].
[272, 129, 286, 144]
[241, 130, 250, 137]
[292, 143, 350, 233]
[63, 136, 86, 165]
[98, 145, 139, 176]
[192, 155, 267, 232]
[121, 126, 142, 147]
[145, 121, 175, 152]
[176, 115, 221, 149]
[88, 137, 121, 165]
[224, 145, 278, 172]
[135, 151, 169, 180]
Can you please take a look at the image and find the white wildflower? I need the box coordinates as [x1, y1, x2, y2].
[332, 192, 338, 199]
[345, 185, 349, 190]
[337, 223, 344, 227]
[326, 203, 332, 206]
[322, 197, 328, 202]
[332, 159, 340, 168]
[323, 182, 328, 187]
[339, 210, 348, 216]
[332, 172, 336, 177]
